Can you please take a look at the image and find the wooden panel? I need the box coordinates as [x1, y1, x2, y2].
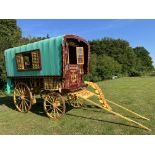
[16, 54, 24, 70]
[43, 77, 63, 90]
[64, 64, 82, 89]
[31, 51, 40, 69]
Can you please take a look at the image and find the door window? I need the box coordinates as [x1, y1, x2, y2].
[76, 47, 84, 64]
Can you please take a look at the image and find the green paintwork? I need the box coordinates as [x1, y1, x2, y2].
[6, 78, 11, 95]
[4, 35, 64, 77]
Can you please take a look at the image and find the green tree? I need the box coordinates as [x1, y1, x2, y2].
[133, 47, 154, 74]
[86, 53, 122, 81]
[96, 55, 122, 80]
[0, 19, 21, 51]
[89, 38, 137, 76]
[0, 19, 21, 87]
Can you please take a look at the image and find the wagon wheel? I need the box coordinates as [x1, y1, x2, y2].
[67, 94, 84, 108]
[44, 92, 66, 120]
[13, 82, 32, 112]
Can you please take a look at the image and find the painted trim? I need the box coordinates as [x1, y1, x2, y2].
[6, 78, 11, 95]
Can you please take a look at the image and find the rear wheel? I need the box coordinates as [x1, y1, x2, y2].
[44, 92, 66, 120]
[13, 82, 32, 112]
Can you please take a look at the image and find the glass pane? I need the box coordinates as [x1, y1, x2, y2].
[76, 47, 84, 64]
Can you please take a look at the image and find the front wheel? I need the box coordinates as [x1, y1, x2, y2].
[67, 94, 84, 108]
[44, 92, 66, 120]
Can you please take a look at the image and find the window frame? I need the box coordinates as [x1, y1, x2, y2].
[15, 49, 42, 71]
[76, 47, 84, 64]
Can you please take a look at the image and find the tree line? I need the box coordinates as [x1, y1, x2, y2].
[0, 19, 154, 88]
[86, 38, 154, 81]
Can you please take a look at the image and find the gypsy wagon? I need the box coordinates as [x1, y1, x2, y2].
[4, 34, 90, 119]
[4, 34, 151, 131]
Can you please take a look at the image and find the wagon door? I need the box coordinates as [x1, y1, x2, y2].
[65, 46, 85, 90]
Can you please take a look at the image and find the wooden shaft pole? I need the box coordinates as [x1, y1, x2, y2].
[106, 99, 150, 121]
[91, 92, 150, 121]
[78, 95, 151, 132]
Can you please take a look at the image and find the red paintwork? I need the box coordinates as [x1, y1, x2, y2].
[62, 35, 90, 91]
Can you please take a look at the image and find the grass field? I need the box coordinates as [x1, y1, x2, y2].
[0, 77, 154, 135]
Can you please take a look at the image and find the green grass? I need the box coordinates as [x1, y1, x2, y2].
[0, 77, 155, 134]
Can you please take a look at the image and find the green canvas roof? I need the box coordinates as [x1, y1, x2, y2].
[4, 35, 64, 77]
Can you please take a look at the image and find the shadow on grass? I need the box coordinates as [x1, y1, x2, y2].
[0, 95, 146, 131]
[30, 98, 46, 117]
[0, 96, 75, 118]
[66, 113, 145, 130]
[0, 96, 17, 110]
[0, 96, 47, 117]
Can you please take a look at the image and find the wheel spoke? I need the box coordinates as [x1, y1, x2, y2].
[20, 100, 23, 111]
[15, 89, 21, 96]
[25, 98, 30, 103]
[55, 108, 60, 117]
[23, 101, 27, 111]
[46, 104, 52, 106]
[18, 86, 23, 94]
[46, 107, 53, 112]
[53, 108, 56, 118]
[56, 107, 62, 113]
[49, 96, 54, 102]
[46, 99, 53, 105]
[22, 101, 25, 111]
[18, 102, 22, 109]
[16, 98, 22, 105]
[24, 100, 29, 108]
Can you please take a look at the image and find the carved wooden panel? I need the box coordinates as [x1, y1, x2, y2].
[16, 54, 24, 70]
[64, 64, 82, 89]
[31, 51, 40, 69]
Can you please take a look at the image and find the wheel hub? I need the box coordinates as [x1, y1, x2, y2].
[21, 95, 25, 100]
[53, 100, 61, 108]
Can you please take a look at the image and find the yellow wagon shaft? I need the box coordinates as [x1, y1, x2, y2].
[73, 81, 151, 131]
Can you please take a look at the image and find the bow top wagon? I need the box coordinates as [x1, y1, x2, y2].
[4, 34, 90, 119]
[4, 34, 151, 131]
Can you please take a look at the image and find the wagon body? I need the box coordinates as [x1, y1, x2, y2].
[5, 34, 90, 95]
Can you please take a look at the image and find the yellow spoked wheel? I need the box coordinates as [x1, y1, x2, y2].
[67, 94, 84, 108]
[13, 82, 32, 112]
[44, 92, 66, 120]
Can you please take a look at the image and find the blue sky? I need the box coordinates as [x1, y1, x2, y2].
[17, 19, 155, 65]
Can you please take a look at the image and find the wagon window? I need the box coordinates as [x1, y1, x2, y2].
[16, 54, 24, 70]
[16, 50, 41, 70]
[76, 47, 84, 64]
[23, 53, 32, 69]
